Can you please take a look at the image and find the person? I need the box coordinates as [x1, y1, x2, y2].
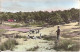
[14, 19, 16, 22]
[29, 31, 31, 34]
[37, 29, 39, 33]
[28, 35, 30, 39]
[56, 26, 60, 40]
[36, 29, 39, 34]
[32, 30, 34, 34]
[40, 33, 42, 38]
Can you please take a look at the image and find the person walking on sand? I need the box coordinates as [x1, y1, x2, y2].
[56, 26, 60, 40]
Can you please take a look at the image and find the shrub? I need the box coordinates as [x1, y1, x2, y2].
[0, 29, 6, 32]
[61, 33, 73, 38]
[54, 39, 80, 51]
[27, 46, 39, 51]
[0, 39, 18, 51]
[24, 21, 45, 27]
[23, 23, 30, 27]
[11, 25, 21, 28]
[15, 35, 26, 38]
[42, 35, 56, 41]
[72, 37, 80, 40]
[0, 29, 6, 35]
[15, 35, 27, 41]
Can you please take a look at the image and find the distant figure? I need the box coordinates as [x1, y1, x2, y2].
[36, 30, 37, 34]
[28, 35, 30, 39]
[14, 19, 16, 22]
[38, 29, 40, 33]
[32, 30, 34, 34]
[33, 36, 36, 39]
[36, 29, 39, 34]
[29, 31, 31, 34]
[56, 26, 60, 40]
[40, 33, 42, 38]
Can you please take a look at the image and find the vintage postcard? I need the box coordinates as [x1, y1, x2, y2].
[0, 0, 80, 52]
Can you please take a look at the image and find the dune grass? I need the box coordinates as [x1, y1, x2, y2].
[27, 46, 39, 51]
[53, 39, 80, 51]
[0, 39, 18, 51]
[42, 35, 56, 41]
[11, 25, 21, 28]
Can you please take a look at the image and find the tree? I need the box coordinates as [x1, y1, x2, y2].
[61, 10, 72, 23]
[0, 8, 79, 26]
[50, 12, 63, 25]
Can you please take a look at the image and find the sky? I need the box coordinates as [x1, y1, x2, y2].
[0, 0, 80, 12]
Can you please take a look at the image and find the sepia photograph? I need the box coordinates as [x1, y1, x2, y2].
[0, 0, 80, 52]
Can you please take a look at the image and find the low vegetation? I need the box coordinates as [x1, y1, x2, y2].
[53, 39, 80, 51]
[27, 46, 39, 51]
[42, 35, 56, 41]
[23, 21, 45, 27]
[0, 29, 5, 32]
[61, 33, 73, 38]
[15, 35, 27, 41]
[0, 29, 6, 37]
[11, 25, 21, 28]
[0, 39, 18, 51]
[61, 31, 80, 38]
[71, 37, 80, 40]
[15, 35, 26, 38]
[0, 29, 6, 33]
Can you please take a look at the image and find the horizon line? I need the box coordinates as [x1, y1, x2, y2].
[0, 8, 79, 13]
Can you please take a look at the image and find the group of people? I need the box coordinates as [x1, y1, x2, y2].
[29, 29, 40, 34]
[28, 26, 60, 40]
[28, 29, 41, 39]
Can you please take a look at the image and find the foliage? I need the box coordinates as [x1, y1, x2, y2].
[11, 25, 21, 28]
[61, 33, 73, 38]
[0, 39, 18, 51]
[15, 35, 26, 38]
[0, 29, 6, 36]
[42, 35, 56, 41]
[0, 8, 79, 25]
[54, 39, 80, 51]
[27, 46, 39, 51]
[0, 29, 6, 32]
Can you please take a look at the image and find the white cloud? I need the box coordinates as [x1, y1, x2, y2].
[1, 0, 79, 12]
